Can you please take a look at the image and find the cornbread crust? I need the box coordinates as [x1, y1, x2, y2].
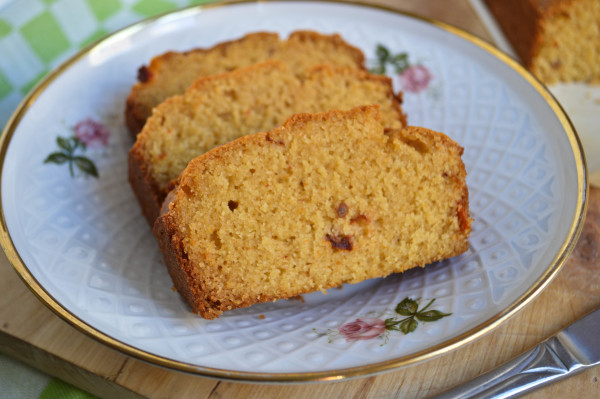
[129, 60, 406, 226]
[485, 0, 600, 84]
[125, 30, 366, 137]
[128, 145, 163, 229]
[154, 106, 471, 319]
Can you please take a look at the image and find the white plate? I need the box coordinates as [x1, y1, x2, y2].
[0, 1, 586, 382]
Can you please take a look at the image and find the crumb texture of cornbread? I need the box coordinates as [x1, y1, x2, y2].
[125, 30, 366, 136]
[153, 106, 472, 319]
[129, 60, 406, 225]
[485, 0, 600, 84]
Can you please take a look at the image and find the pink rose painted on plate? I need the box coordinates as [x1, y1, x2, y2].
[314, 297, 451, 345]
[338, 318, 386, 341]
[370, 44, 433, 94]
[400, 65, 433, 93]
[74, 118, 110, 148]
[44, 118, 110, 178]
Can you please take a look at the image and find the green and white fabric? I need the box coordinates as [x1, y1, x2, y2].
[0, 353, 96, 398]
[0, 0, 213, 397]
[0, 0, 213, 128]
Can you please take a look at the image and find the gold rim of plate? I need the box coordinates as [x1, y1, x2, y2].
[0, 0, 588, 383]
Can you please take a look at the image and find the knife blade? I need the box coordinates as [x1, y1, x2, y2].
[432, 305, 600, 399]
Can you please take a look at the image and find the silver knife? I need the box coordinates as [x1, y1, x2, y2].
[432, 306, 600, 398]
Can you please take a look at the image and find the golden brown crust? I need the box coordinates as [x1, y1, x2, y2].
[124, 97, 147, 137]
[154, 213, 221, 319]
[128, 138, 164, 226]
[125, 30, 366, 138]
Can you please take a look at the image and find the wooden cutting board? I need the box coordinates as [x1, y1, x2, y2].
[1, 1, 599, 398]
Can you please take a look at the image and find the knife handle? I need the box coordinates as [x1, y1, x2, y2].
[431, 335, 587, 399]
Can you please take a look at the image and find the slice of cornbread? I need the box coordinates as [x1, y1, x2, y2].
[485, 0, 600, 84]
[125, 30, 366, 136]
[154, 105, 471, 319]
[129, 60, 406, 225]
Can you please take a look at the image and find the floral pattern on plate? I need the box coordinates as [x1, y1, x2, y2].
[43, 118, 109, 178]
[370, 44, 434, 94]
[315, 297, 451, 344]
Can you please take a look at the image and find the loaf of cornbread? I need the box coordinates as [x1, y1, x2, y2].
[485, 0, 600, 84]
[125, 30, 366, 136]
[129, 60, 406, 225]
[154, 105, 471, 319]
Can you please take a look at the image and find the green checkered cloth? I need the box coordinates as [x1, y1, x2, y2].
[0, 353, 96, 398]
[0, 0, 213, 397]
[0, 0, 214, 128]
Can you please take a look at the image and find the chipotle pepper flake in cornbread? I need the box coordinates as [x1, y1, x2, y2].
[336, 202, 349, 218]
[326, 233, 354, 251]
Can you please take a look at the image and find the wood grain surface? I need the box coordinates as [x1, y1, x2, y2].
[1, 1, 599, 398]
